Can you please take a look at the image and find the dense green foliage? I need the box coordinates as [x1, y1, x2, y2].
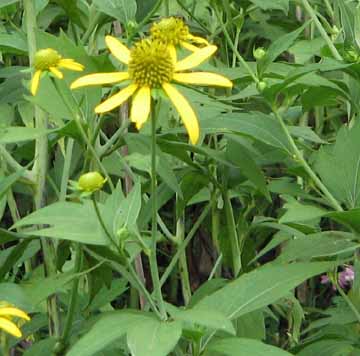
[1, 0, 360, 355]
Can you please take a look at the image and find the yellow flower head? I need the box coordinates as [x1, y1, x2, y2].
[71, 36, 232, 144]
[0, 302, 30, 338]
[31, 48, 84, 96]
[150, 17, 209, 52]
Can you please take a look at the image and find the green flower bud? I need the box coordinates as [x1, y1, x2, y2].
[253, 47, 266, 60]
[257, 81, 267, 92]
[78, 172, 106, 193]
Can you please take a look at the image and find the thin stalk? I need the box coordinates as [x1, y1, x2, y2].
[59, 243, 82, 352]
[272, 108, 343, 212]
[59, 138, 74, 202]
[159, 199, 214, 288]
[24, 0, 61, 338]
[81, 12, 102, 44]
[222, 188, 241, 276]
[301, 0, 342, 60]
[176, 210, 191, 305]
[215, 7, 259, 84]
[149, 103, 167, 319]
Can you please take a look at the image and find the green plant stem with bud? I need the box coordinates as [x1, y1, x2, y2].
[24, 0, 61, 338]
[91, 195, 161, 317]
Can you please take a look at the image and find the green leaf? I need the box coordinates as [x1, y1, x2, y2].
[127, 318, 182, 356]
[226, 137, 270, 200]
[13, 201, 108, 245]
[0, 0, 19, 8]
[298, 339, 355, 356]
[314, 122, 360, 209]
[166, 304, 235, 335]
[259, 22, 307, 74]
[279, 197, 327, 223]
[277, 231, 360, 263]
[0, 127, 50, 143]
[67, 311, 153, 356]
[0, 283, 33, 311]
[0, 32, 27, 54]
[201, 112, 292, 154]
[204, 337, 293, 356]
[0, 166, 28, 200]
[93, 0, 137, 24]
[248, 0, 289, 13]
[194, 262, 337, 319]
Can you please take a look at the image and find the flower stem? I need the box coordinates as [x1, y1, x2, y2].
[24, 0, 61, 338]
[57, 243, 82, 353]
[149, 102, 167, 320]
[301, 0, 342, 60]
[272, 108, 343, 212]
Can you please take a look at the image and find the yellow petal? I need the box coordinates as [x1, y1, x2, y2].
[0, 317, 22, 338]
[49, 66, 63, 79]
[58, 59, 84, 71]
[187, 34, 209, 45]
[95, 84, 137, 113]
[0, 307, 30, 321]
[162, 83, 199, 144]
[175, 45, 217, 72]
[71, 72, 129, 89]
[105, 35, 130, 64]
[130, 86, 151, 129]
[173, 72, 233, 88]
[31, 70, 42, 96]
[180, 41, 199, 52]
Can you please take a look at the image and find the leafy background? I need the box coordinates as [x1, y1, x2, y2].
[1, 0, 360, 355]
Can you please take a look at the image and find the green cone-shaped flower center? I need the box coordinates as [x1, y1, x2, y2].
[150, 17, 189, 46]
[128, 40, 174, 88]
[34, 48, 61, 70]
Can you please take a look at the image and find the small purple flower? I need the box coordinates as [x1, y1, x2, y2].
[320, 266, 354, 290]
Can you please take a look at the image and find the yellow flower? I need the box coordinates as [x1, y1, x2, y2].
[71, 36, 232, 144]
[0, 302, 30, 338]
[150, 17, 209, 52]
[31, 48, 84, 96]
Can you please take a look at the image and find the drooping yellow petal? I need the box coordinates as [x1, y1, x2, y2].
[0, 308, 30, 321]
[105, 35, 130, 64]
[173, 72, 233, 88]
[0, 317, 22, 338]
[95, 84, 137, 113]
[162, 83, 199, 144]
[31, 70, 42, 96]
[58, 59, 84, 71]
[130, 86, 151, 129]
[180, 41, 199, 52]
[175, 45, 217, 72]
[49, 67, 63, 79]
[71, 72, 129, 89]
[187, 34, 209, 45]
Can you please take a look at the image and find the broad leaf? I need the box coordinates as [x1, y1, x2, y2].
[194, 262, 337, 319]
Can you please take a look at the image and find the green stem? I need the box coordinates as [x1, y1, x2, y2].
[159, 199, 214, 288]
[59, 138, 74, 202]
[335, 279, 360, 324]
[58, 243, 82, 353]
[81, 12, 102, 44]
[215, 7, 259, 84]
[222, 188, 241, 276]
[272, 108, 343, 212]
[149, 103, 167, 320]
[176, 210, 191, 305]
[91, 196, 117, 247]
[301, 0, 342, 60]
[24, 0, 61, 338]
